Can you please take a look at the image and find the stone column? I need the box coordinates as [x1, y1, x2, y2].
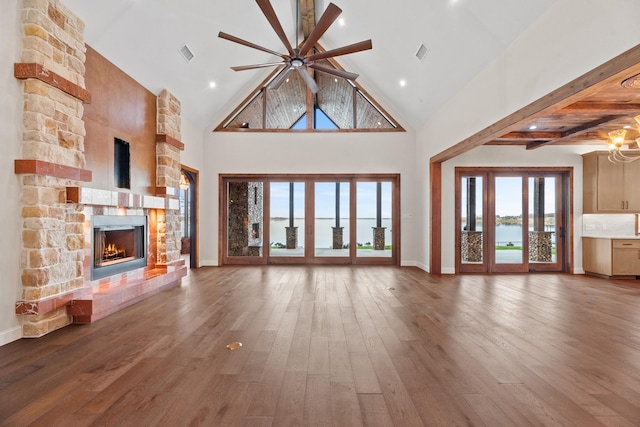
[373, 227, 386, 250]
[529, 231, 553, 262]
[15, 0, 90, 337]
[462, 231, 483, 262]
[286, 227, 298, 249]
[332, 227, 343, 249]
[155, 90, 183, 266]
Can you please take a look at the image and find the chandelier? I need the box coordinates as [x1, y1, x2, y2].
[608, 115, 640, 163]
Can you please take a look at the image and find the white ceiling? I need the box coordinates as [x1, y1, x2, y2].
[61, 0, 558, 131]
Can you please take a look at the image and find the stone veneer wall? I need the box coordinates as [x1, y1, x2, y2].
[228, 183, 250, 256]
[16, 0, 88, 336]
[156, 90, 182, 265]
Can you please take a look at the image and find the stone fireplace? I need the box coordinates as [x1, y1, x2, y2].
[13, 0, 187, 337]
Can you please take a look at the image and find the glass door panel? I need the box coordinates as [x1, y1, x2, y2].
[460, 176, 484, 267]
[356, 182, 392, 258]
[528, 176, 556, 264]
[227, 181, 264, 258]
[528, 175, 565, 271]
[494, 176, 524, 267]
[270, 182, 305, 257]
[315, 182, 350, 257]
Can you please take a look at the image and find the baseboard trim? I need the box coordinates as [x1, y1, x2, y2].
[400, 260, 417, 267]
[0, 325, 22, 347]
[200, 260, 219, 267]
[416, 262, 429, 273]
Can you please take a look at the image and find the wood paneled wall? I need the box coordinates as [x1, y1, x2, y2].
[83, 46, 156, 195]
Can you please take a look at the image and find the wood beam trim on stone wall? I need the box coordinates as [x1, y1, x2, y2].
[14, 63, 91, 103]
[15, 159, 92, 181]
[155, 134, 185, 150]
[156, 186, 181, 198]
[15, 286, 92, 316]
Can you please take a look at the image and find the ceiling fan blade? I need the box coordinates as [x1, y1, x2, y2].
[307, 40, 372, 62]
[308, 63, 359, 81]
[297, 67, 319, 93]
[231, 62, 284, 71]
[256, 0, 295, 57]
[218, 31, 288, 59]
[269, 66, 294, 90]
[298, 2, 342, 57]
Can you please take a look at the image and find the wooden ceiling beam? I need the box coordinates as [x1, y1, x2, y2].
[495, 131, 562, 141]
[560, 101, 640, 114]
[526, 116, 620, 150]
[430, 43, 640, 163]
[300, 0, 315, 39]
[526, 140, 553, 150]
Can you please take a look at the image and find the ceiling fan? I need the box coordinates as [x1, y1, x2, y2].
[218, 0, 372, 93]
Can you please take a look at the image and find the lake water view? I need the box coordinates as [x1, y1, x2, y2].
[477, 224, 556, 246]
[270, 218, 392, 248]
[268, 220, 553, 248]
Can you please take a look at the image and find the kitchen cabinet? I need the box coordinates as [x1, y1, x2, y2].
[583, 151, 640, 213]
[583, 237, 640, 277]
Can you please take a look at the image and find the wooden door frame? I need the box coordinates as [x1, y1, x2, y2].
[453, 167, 573, 274]
[181, 164, 199, 268]
[219, 173, 401, 266]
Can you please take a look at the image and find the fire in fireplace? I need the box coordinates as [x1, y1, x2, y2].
[92, 215, 147, 280]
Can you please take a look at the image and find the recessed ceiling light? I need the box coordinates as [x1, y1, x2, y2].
[529, 125, 537, 130]
[624, 125, 632, 129]
[286, 78, 290, 83]
[209, 81, 216, 89]
[400, 80, 407, 87]
[339, 18, 346, 27]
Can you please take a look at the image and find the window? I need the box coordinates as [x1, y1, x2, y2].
[215, 48, 403, 132]
[114, 137, 130, 189]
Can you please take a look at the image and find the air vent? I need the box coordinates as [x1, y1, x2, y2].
[415, 43, 429, 62]
[179, 44, 195, 63]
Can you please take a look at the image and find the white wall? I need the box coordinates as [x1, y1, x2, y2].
[416, 0, 640, 271]
[0, 0, 26, 345]
[180, 117, 205, 174]
[201, 130, 417, 266]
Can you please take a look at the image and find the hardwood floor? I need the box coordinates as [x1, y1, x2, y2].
[2, 266, 640, 426]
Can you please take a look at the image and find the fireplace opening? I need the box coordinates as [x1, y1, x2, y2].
[92, 215, 147, 280]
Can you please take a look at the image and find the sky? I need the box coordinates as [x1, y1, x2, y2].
[462, 176, 557, 217]
[270, 181, 392, 218]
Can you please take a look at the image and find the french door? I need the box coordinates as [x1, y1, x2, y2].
[456, 168, 570, 273]
[220, 174, 399, 265]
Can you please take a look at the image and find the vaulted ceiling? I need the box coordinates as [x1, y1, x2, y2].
[61, 0, 559, 131]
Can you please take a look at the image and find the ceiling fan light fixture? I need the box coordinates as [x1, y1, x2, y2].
[218, 1, 372, 93]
